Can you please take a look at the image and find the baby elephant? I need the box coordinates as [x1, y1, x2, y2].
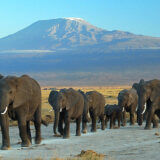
[104, 104, 123, 129]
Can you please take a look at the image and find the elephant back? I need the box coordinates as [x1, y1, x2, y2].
[105, 104, 119, 115]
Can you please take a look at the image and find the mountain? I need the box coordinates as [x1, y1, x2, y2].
[0, 18, 160, 86]
[0, 17, 160, 52]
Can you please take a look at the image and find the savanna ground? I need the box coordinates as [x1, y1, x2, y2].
[41, 86, 130, 121]
[0, 86, 160, 160]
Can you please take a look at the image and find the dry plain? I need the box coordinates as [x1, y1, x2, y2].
[0, 86, 159, 160]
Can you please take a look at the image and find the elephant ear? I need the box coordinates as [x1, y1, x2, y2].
[127, 91, 133, 106]
[150, 89, 157, 102]
[13, 78, 28, 108]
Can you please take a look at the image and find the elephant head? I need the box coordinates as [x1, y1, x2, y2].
[137, 79, 160, 125]
[48, 88, 76, 134]
[118, 89, 137, 111]
[48, 90, 65, 134]
[0, 76, 24, 115]
[132, 79, 145, 95]
[118, 90, 129, 109]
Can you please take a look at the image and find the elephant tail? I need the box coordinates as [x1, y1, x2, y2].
[41, 115, 52, 126]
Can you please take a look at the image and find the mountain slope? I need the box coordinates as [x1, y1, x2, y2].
[0, 18, 160, 51]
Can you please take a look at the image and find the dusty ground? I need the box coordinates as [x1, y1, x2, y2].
[0, 122, 160, 160]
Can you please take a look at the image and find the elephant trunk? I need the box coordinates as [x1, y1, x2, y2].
[0, 113, 10, 149]
[53, 110, 60, 135]
[137, 96, 146, 126]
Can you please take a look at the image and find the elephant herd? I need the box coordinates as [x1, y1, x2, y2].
[48, 89, 105, 138]
[0, 74, 160, 150]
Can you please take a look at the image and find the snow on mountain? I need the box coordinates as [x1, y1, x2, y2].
[0, 18, 160, 52]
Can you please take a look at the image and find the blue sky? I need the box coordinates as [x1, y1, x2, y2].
[0, 0, 160, 38]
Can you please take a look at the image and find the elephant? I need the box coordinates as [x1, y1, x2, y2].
[85, 91, 105, 132]
[48, 90, 59, 135]
[78, 89, 90, 133]
[48, 88, 84, 138]
[104, 104, 123, 129]
[137, 79, 160, 129]
[118, 88, 138, 126]
[132, 79, 159, 128]
[0, 75, 42, 150]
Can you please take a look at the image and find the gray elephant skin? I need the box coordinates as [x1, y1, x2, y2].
[78, 89, 90, 134]
[48, 88, 85, 138]
[137, 79, 160, 129]
[85, 91, 105, 132]
[104, 104, 123, 129]
[132, 79, 159, 128]
[118, 88, 138, 126]
[0, 75, 42, 150]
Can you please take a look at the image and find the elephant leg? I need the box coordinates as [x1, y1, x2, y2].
[63, 111, 70, 138]
[113, 117, 116, 127]
[143, 111, 147, 121]
[27, 121, 32, 143]
[105, 116, 109, 128]
[76, 116, 81, 136]
[58, 112, 64, 136]
[130, 112, 135, 125]
[110, 115, 114, 129]
[145, 107, 155, 130]
[82, 113, 88, 133]
[99, 114, 105, 130]
[17, 116, 31, 147]
[82, 121, 87, 134]
[0, 114, 10, 150]
[89, 110, 97, 132]
[34, 106, 42, 144]
[121, 110, 126, 126]
[152, 114, 159, 128]
[117, 112, 121, 128]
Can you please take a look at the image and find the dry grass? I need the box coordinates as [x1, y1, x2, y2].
[75, 150, 105, 160]
[41, 86, 130, 118]
[24, 150, 105, 160]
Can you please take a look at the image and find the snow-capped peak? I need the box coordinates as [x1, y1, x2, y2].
[65, 17, 84, 22]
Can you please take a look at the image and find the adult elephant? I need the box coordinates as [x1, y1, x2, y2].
[0, 75, 42, 150]
[86, 91, 105, 132]
[137, 79, 160, 129]
[48, 88, 84, 138]
[78, 89, 90, 134]
[118, 88, 138, 126]
[132, 79, 159, 128]
[48, 90, 59, 135]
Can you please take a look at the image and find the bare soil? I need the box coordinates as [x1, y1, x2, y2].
[0, 123, 159, 160]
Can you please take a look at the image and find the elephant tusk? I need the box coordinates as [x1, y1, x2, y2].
[60, 108, 62, 112]
[1, 106, 8, 115]
[141, 103, 146, 114]
[122, 107, 125, 112]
